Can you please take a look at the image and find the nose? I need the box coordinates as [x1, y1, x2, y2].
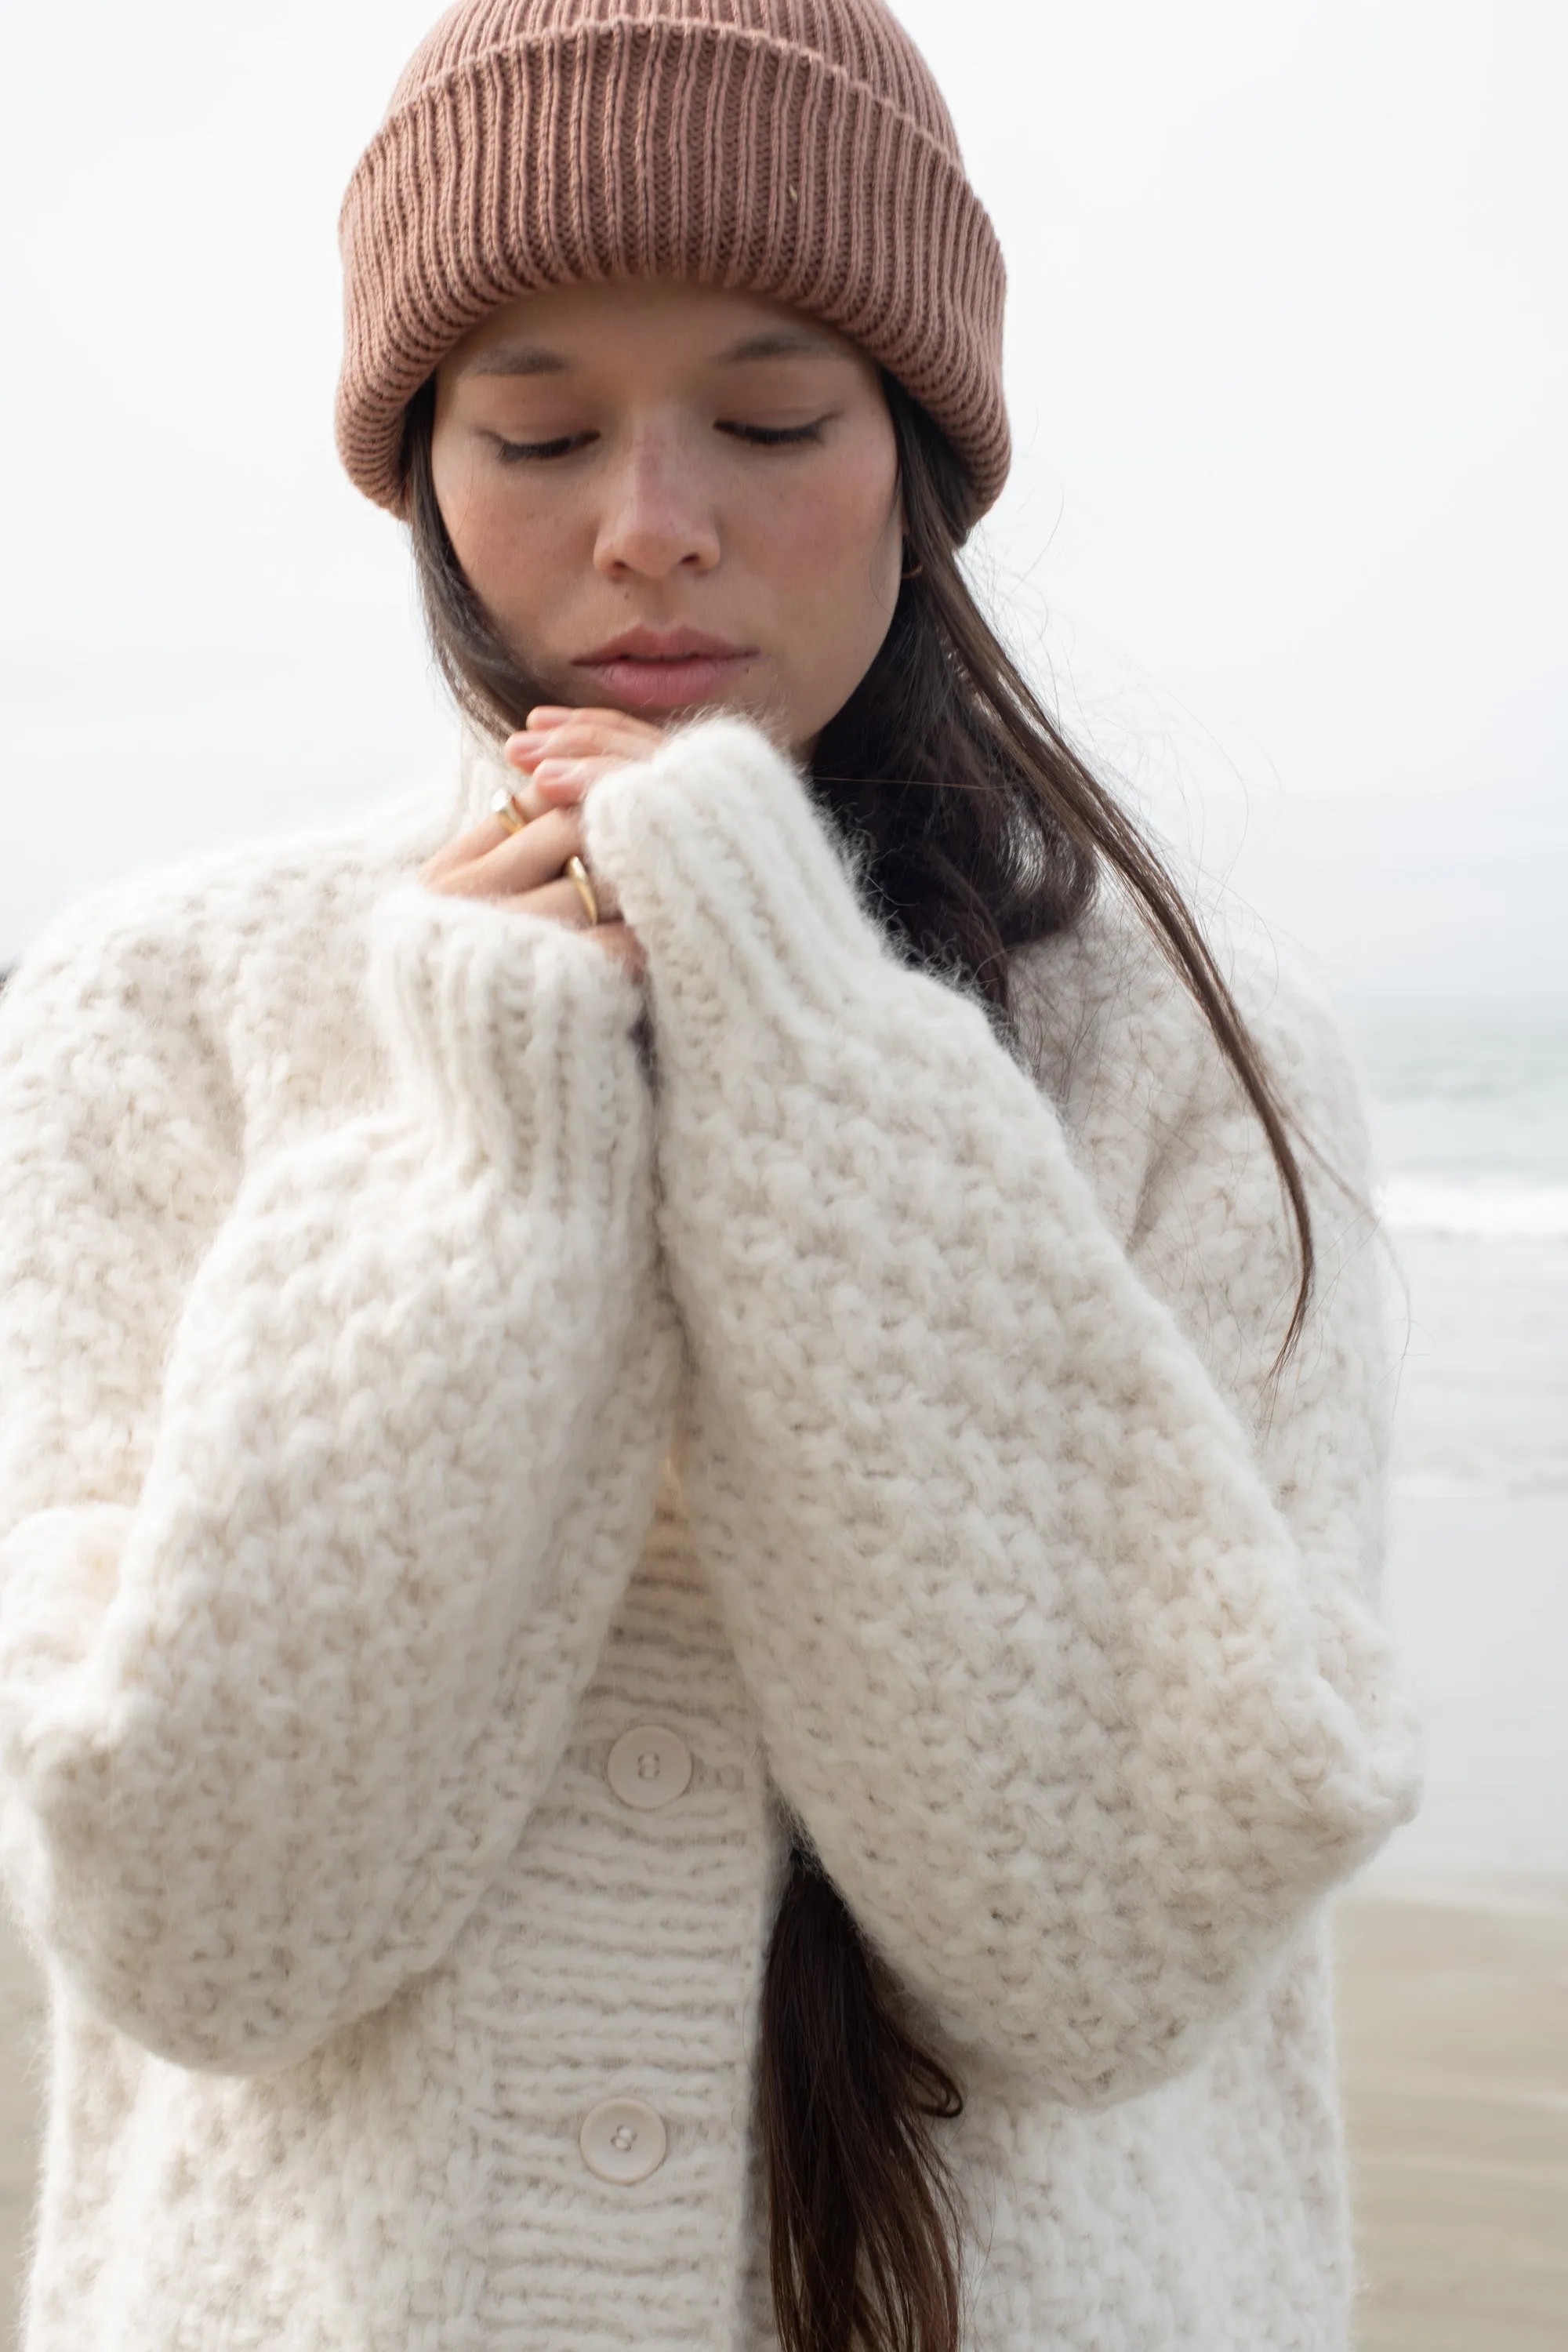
[593, 427, 720, 582]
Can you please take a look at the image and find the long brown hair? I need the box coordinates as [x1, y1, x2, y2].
[400, 368, 1316, 2352]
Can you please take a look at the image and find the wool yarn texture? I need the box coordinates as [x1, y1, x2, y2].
[335, 0, 1009, 513]
[0, 720, 1421, 2349]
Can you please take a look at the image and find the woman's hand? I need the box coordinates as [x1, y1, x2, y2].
[419, 706, 664, 978]
[510, 706, 666, 808]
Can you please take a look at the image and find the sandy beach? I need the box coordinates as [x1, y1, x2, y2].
[2, 1876, 1563, 2349]
[1335, 1884, 1568, 2351]
[0, 1907, 42, 2352]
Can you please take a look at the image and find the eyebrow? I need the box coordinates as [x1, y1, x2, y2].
[466, 344, 572, 379]
[713, 326, 847, 364]
[463, 324, 846, 378]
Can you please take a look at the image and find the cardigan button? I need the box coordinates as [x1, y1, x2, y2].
[606, 1725, 693, 1812]
[579, 2098, 668, 2185]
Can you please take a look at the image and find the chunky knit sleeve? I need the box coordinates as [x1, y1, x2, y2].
[0, 885, 677, 2074]
[585, 719, 1421, 2107]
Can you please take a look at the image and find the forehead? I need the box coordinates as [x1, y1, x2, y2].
[444, 280, 867, 381]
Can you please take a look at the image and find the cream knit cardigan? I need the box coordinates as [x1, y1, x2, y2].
[0, 717, 1419, 2352]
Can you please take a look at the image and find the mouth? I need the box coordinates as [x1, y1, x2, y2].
[572, 626, 760, 711]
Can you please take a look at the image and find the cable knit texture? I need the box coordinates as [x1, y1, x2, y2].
[0, 720, 1418, 2350]
[335, 0, 1009, 513]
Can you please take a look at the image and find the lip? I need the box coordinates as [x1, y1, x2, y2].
[572, 625, 759, 711]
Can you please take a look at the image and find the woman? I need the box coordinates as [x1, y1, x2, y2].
[0, 2, 1420, 2347]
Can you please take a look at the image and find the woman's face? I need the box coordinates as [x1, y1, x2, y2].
[430, 280, 903, 753]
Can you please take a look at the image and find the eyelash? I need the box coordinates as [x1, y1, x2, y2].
[492, 419, 829, 463]
[494, 433, 592, 463]
[717, 419, 829, 448]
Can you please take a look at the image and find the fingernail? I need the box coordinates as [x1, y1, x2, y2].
[533, 757, 580, 782]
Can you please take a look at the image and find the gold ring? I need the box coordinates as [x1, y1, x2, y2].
[565, 855, 600, 927]
[490, 787, 528, 835]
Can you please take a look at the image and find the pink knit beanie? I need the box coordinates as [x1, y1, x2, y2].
[336, 0, 1008, 515]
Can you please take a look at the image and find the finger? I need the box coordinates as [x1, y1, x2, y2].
[506, 727, 620, 775]
[529, 756, 641, 811]
[507, 876, 597, 930]
[590, 920, 647, 979]
[579, 710, 666, 760]
[426, 807, 584, 900]
[557, 854, 623, 924]
[539, 704, 661, 739]
[501, 871, 625, 930]
[420, 811, 519, 884]
[549, 706, 663, 746]
[495, 757, 551, 824]
[437, 833, 623, 927]
[508, 709, 664, 766]
[422, 773, 558, 877]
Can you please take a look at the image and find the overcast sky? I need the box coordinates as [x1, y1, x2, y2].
[2, 0, 1563, 995]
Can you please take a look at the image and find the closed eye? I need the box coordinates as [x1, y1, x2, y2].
[490, 417, 833, 460]
[717, 418, 831, 447]
[492, 432, 597, 463]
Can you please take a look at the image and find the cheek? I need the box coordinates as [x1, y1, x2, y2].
[776, 446, 898, 587]
[764, 439, 902, 704]
[430, 441, 575, 635]
[750, 438, 899, 643]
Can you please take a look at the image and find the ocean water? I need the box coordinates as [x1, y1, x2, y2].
[1343, 997, 1568, 1884]
[1347, 997, 1568, 1501]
